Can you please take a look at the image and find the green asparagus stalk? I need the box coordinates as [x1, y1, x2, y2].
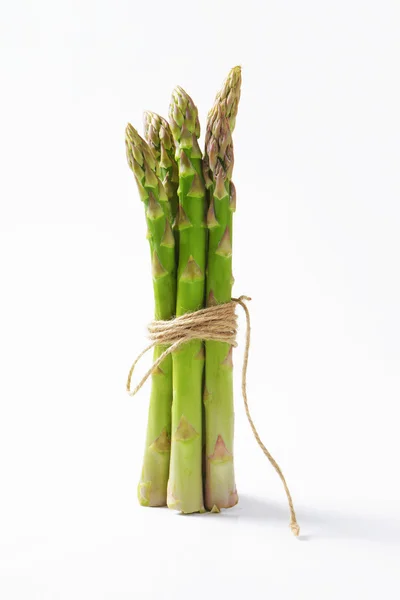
[167, 87, 207, 513]
[203, 67, 242, 510]
[143, 112, 179, 225]
[125, 123, 176, 507]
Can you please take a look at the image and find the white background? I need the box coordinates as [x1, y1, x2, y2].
[1, 0, 400, 598]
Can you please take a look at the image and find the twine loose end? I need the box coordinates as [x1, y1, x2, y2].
[290, 520, 300, 537]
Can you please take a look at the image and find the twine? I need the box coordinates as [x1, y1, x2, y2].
[126, 296, 300, 537]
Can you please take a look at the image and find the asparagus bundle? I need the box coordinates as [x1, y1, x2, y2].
[203, 68, 241, 510]
[125, 68, 300, 536]
[167, 87, 207, 513]
[125, 124, 176, 506]
[126, 68, 241, 514]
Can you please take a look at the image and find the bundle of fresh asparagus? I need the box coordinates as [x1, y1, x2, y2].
[125, 67, 242, 514]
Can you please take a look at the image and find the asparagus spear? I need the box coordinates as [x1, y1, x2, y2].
[143, 112, 179, 225]
[125, 123, 176, 507]
[203, 67, 242, 510]
[167, 87, 207, 513]
[206, 65, 242, 137]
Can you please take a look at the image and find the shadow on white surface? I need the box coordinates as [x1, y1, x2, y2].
[225, 494, 400, 545]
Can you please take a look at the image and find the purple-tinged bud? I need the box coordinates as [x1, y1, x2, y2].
[214, 171, 228, 200]
[207, 198, 219, 229]
[207, 139, 218, 172]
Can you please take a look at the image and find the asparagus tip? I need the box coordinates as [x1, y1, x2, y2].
[210, 66, 242, 133]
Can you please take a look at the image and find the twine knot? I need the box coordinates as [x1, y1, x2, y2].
[126, 295, 300, 537]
